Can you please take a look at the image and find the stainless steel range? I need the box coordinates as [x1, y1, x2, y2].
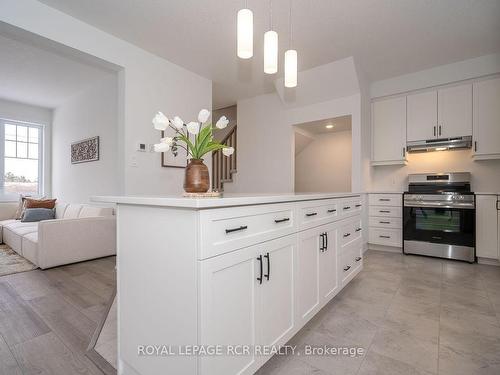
[403, 172, 475, 263]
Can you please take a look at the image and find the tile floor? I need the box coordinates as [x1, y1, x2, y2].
[257, 250, 500, 375]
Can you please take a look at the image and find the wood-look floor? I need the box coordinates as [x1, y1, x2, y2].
[0, 256, 116, 375]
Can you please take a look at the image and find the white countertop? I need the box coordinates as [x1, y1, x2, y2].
[92, 192, 363, 209]
[475, 192, 500, 195]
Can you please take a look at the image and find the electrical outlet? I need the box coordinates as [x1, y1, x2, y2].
[130, 156, 138, 167]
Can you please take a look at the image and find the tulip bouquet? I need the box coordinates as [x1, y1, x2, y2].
[152, 108, 234, 160]
[152, 108, 235, 193]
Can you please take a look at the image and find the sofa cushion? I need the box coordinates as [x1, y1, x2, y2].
[22, 232, 38, 266]
[3, 223, 38, 255]
[21, 208, 55, 222]
[79, 205, 114, 218]
[55, 203, 68, 219]
[63, 204, 83, 219]
[0, 219, 16, 244]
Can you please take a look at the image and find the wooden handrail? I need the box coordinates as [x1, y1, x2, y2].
[212, 125, 237, 191]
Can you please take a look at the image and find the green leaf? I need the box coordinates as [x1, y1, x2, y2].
[177, 133, 196, 158]
[196, 126, 214, 157]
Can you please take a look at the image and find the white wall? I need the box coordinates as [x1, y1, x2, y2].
[1, 0, 212, 196]
[0, 97, 52, 197]
[0, 97, 52, 125]
[371, 149, 500, 192]
[52, 75, 118, 203]
[226, 92, 362, 194]
[295, 130, 352, 193]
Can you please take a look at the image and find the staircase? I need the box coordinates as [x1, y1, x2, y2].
[212, 125, 237, 191]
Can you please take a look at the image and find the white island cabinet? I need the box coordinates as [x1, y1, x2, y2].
[93, 193, 365, 375]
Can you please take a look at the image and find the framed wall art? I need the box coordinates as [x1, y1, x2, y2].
[71, 136, 100, 164]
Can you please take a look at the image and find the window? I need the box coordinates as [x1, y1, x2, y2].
[0, 119, 44, 199]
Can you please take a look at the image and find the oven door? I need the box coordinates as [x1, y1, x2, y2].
[403, 204, 475, 248]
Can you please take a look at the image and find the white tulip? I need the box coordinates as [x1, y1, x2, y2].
[161, 137, 173, 146]
[216, 116, 229, 129]
[222, 147, 234, 156]
[152, 111, 168, 131]
[172, 116, 184, 130]
[153, 143, 170, 153]
[186, 121, 200, 135]
[198, 109, 210, 123]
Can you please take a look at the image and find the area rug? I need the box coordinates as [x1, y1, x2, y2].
[0, 244, 37, 277]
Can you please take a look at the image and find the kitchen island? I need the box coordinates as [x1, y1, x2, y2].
[92, 193, 366, 375]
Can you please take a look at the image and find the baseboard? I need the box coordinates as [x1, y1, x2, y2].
[368, 243, 402, 253]
[477, 257, 500, 266]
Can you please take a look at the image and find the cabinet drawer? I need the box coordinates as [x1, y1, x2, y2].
[369, 206, 401, 218]
[369, 227, 402, 247]
[199, 203, 296, 259]
[369, 194, 402, 207]
[369, 216, 402, 229]
[340, 218, 363, 248]
[297, 199, 340, 230]
[339, 198, 363, 218]
[339, 245, 363, 287]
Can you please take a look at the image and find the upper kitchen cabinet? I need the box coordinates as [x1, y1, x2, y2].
[473, 77, 500, 160]
[407, 91, 437, 142]
[371, 96, 407, 165]
[438, 83, 472, 138]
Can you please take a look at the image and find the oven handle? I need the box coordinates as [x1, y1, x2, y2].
[403, 201, 475, 209]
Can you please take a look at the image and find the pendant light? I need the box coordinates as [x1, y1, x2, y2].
[237, 1, 253, 59]
[264, 0, 278, 74]
[284, 0, 297, 87]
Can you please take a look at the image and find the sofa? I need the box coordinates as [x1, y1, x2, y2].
[0, 202, 116, 269]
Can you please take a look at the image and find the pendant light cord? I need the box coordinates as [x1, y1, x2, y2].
[269, 0, 273, 30]
[289, 0, 293, 48]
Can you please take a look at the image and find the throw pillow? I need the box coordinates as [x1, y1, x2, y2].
[24, 198, 57, 210]
[14, 195, 32, 220]
[21, 208, 55, 222]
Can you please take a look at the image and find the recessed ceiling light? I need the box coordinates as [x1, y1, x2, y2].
[325, 124, 334, 129]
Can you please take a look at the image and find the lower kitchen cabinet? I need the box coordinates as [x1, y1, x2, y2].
[297, 222, 340, 326]
[476, 194, 499, 261]
[199, 235, 296, 375]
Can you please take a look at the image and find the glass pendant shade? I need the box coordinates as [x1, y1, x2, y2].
[284, 49, 297, 87]
[264, 30, 278, 74]
[237, 8, 253, 59]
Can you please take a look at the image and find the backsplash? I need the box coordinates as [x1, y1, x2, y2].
[370, 149, 500, 192]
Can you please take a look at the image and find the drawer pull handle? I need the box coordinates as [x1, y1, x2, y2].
[327, 209, 337, 213]
[355, 228, 362, 232]
[379, 210, 390, 213]
[355, 257, 362, 262]
[274, 218, 290, 223]
[343, 206, 351, 210]
[344, 265, 351, 272]
[379, 198, 390, 201]
[379, 221, 390, 224]
[355, 204, 362, 208]
[320, 233, 325, 252]
[306, 212, 318, 217]
[343, 233, 351, 238]
[379, 235, 391, 239]
[257, 255, 263, 284]
[225, 225, 248, 234]
[325, 232, 328, 250]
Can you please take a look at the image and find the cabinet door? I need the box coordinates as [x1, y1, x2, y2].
[371, 97, 407, 165]
[199, 245, 261, 375]
[473, 77, 500, 159]
[319, 224, 339, 302]
[296, 227, 321, 324]
[476, 195, 499, 260]
[438, 84, 472, 138]
[258, 236, 295, 350]
[407, 91, 437, 142]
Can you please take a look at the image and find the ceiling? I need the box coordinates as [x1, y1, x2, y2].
[0, 33, 114, 109]
[37, 0, 500, 109]
[295, 115, 352, 135]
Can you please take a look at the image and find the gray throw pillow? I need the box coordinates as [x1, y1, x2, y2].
[21, 208, 55, 222]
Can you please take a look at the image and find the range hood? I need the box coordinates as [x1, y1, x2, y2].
[407, 136, 472, 153]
